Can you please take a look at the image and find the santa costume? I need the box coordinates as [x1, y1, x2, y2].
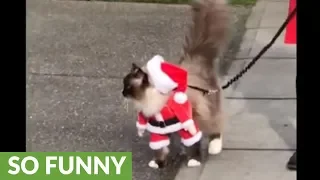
[136, 55, 202, 150]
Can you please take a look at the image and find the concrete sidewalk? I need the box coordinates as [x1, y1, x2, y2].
[174, 0, 297, 179]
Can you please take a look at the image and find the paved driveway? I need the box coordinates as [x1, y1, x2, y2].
[27, 0, 191, 179]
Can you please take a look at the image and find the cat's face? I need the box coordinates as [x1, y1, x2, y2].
[121, 63, 150, 100]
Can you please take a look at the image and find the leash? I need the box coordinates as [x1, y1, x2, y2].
[188, 6, 297, 94]
[221, 6, 297, 90]
[188, 85, 218, 95]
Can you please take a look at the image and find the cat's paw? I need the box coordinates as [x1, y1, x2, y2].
[148, 160, 159, 169]
[208, 138, 222, 155]
[187, 159, 201, 167]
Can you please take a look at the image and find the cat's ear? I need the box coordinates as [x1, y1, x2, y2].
[131, 63, 139, 73]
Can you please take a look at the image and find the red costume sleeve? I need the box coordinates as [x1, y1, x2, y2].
[136, 112, 147, 130]
[169, 96, 194, 129]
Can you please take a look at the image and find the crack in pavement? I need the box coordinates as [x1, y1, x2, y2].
[226, 97, 296, 100]
[223, 148, 296, 151]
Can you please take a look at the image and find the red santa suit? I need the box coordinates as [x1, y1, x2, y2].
[136, 55, 202, 150]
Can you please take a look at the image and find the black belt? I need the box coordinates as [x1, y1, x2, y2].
[148, 117, 180, 128]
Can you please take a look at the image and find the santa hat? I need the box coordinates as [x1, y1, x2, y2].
[146, 55, 188, 104]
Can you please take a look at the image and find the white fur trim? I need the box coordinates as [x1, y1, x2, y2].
[181, 119, 194, 129]
[148, 160, 159, 169]
[208, 138, 222, 155]
[187, 159, 201, 167]
[149, 139, 170, 150]
[146, 55, 177, 94]
[173, 92, 188, 104]
[150, 55, 164, 63]
[181, 131, 202, 147]
[136, 122, 147, 130]
[146, 122, 182, 134]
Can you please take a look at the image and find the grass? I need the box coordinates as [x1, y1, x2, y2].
[100, 0, 191, 4]
[99, 0, 257, 6]
[229, 0, 257, 6]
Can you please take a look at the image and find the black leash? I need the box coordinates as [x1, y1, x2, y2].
[221, 6, 297, 90]
[188, 6, 296, 94]
[188, 85, 218, 95]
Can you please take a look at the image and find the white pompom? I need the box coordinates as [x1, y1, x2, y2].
[173, 92, 188, 104]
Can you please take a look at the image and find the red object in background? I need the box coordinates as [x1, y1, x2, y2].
[284, 0, 296, 44]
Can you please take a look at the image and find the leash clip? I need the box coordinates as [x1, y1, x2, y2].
[207, 89, 218, 95]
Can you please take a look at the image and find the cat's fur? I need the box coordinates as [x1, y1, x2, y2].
[122, 0, 230, 167]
